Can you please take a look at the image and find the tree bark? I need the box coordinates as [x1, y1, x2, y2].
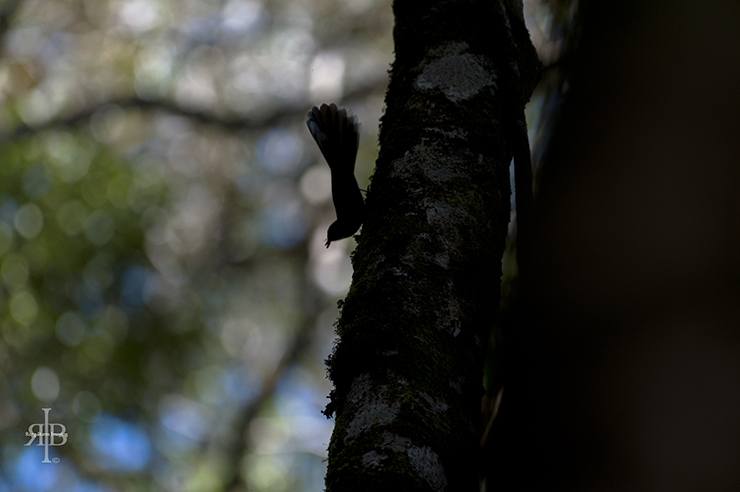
[324, 1, 538, 490]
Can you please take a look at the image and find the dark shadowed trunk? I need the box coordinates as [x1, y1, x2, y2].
[490, 1, 740, 490]
[324, 1, 538, 490]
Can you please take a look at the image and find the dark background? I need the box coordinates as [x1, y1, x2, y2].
[494, 2, 740, 490]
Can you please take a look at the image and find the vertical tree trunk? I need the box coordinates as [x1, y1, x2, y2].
[324, 1, 538, 490]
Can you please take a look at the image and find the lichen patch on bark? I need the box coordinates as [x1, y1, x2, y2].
[407, 445, 447, 492]
[362, 450, 386, 468]
[415, 42, 498, 102]
[375, 432, 448, 492]
[344, 375, 401, 442]
[419, 392, 450, 413]
[389, 141, 469, 184]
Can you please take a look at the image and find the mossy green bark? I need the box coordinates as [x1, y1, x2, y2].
[324, 1, 539, 490]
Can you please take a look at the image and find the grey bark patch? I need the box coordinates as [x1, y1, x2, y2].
[424, 201, 467, 251]
[344, 380, 401, 441]
[442, 291, 463, 338]
[379, 431, 413, 453]
[427, 126, 469, 141]
[420, 392, 450, 413]
[377, 432, 447, 491]
[390, 142, 468, 184]
[433, 251, 450, 269]
[407, 445, 447, 492]
[415, 43, 498, 102]
[361, 450, 386, 468]
[425, 202, 455, 225]
[345, 373, 374, 406]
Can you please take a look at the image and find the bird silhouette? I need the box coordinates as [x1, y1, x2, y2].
[306, 103, 365, 247]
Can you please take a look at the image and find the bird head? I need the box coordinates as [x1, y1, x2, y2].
[325, 222, 342, 248]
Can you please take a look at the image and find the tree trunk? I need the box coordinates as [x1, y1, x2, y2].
[324, 1, 539, 490]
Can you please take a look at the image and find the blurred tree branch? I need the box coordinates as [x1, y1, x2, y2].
[0, 0, 22, 34]
[221, 289, 321, 491]
[0, 0, 23, 54]
[216, 240, 322, 490]
[0, 74, 386, 143]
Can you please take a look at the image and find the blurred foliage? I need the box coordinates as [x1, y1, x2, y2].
[0, 0, 573, 490]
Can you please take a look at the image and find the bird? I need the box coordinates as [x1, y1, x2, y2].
[306, 103, 365, 247]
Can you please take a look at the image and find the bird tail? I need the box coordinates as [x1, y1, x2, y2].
[306, 103, 359, 171]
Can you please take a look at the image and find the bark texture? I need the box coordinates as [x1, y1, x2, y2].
[324, 1, 539, 490]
